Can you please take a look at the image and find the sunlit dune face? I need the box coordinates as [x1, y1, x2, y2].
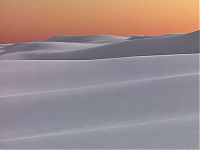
[0, 0, 199, 43]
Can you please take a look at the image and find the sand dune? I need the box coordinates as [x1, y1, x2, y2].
[0, 44, 11, 48]
[0, 31, 198, 60]
[0, 35, 127, 59]
[0, 54, 198, 96]
[0, 115, 197, 149]
[46, 31, 198, 60]
[0, 42, 103, 58]
[0, 31, 199, 148]
[0, 53, 199, 148]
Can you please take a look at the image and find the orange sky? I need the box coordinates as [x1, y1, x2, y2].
[0, 0, 199, 43]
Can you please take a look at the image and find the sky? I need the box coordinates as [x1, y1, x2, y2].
[0, 0, 199, 43]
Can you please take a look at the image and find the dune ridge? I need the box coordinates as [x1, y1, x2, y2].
[46, 35, 128, 43]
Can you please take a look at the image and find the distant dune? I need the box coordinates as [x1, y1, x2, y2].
[45, 31, 198, 60]
[0, 42, 102, 55]
[0, 31, 198, 60]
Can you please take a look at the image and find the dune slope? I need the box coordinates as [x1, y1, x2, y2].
[0, 53, 199, 148]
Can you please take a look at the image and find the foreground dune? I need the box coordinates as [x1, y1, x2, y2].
[0, 53, 199, 148]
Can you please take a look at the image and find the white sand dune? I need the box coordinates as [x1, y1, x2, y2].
[0, 43, 12, 48]
[0, 54, 198, 96]
[0, 31, 199, 148]
[0, 31, 198, 60]
[0, 53, 199, 148]
[46, 31, 198, 60]
[0, 42, 104, 59]
[0, 44, 12, 53]
[0, 35, 128, 59]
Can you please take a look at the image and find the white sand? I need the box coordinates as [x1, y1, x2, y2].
[0, 31, 199, 148]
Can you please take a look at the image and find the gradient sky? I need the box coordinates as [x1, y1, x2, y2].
[0, 0, 199, 43]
